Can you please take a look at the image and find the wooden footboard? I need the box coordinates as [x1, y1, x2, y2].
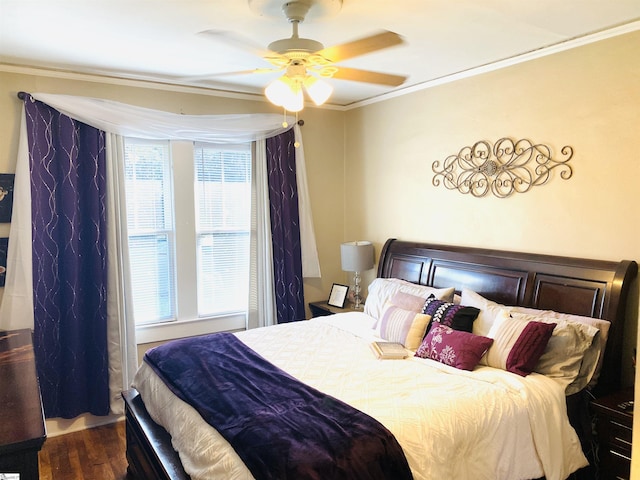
[122, 388, 190, 480]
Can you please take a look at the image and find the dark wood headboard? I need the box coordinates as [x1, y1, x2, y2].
[377, 239, 638, 396]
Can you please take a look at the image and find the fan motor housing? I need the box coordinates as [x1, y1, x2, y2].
[268, 37, 324, 54]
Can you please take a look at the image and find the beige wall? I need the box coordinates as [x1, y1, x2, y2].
[345, 31, 639, 261]
[345, 30, 640, 476]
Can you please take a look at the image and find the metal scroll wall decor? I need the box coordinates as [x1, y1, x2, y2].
[431, 138, 573, 198]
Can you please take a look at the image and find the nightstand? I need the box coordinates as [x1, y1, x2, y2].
[591, 388, 633, 480]
[308, 301, 353, 317]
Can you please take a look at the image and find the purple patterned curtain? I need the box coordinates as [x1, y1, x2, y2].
[266, 128, 305, 323]
[23, 96, 109, 418]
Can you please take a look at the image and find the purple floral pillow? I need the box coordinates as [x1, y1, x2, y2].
[415, 323, 493, 371]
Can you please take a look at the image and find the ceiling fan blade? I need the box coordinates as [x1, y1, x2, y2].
[211, 68, 279, 76]
[198, 29, 281, 59]
[314, 30, 404, 63]
[180, 67, 281, 83]
[330, 67, 407, 87]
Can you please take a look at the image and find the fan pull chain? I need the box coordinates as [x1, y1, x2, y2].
[281, 108, 300, 148]
[294, 111, 300, 148]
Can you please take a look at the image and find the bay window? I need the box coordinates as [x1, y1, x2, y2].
[123, 138, 252, 331]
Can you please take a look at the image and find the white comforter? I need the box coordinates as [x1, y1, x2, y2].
[132, 312, 588, 480]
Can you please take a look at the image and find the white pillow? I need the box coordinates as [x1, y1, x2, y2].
[364, 278, 455, 320]
[460, 289, 511, 337]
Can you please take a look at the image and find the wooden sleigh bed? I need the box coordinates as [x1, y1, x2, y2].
[122, 238, 637, 480]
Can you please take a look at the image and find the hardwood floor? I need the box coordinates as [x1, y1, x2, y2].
[39, 421, 129, 480]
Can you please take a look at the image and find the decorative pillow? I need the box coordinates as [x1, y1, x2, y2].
[364, 278, 455, 321]
[461, 289, 512, 337]
[415, 323, 493, 371]
[378, 302, 432, 350]
[389, 292, 428, 312]
[484, 309, 556, 376]
[422, 295, 479, 333]
[511, 311, 599, 394]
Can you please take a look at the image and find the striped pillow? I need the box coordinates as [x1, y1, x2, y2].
[378, 302, 431, 350]
[484, 309, 556, 376]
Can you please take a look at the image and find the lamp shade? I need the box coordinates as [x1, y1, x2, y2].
[340, 241, 374, 272]
[304, 76, 333, 106]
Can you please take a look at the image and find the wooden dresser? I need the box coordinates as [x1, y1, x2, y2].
[0, 329, 46, 479]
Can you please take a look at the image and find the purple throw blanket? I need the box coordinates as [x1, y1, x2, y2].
[144, 332, 413, 480]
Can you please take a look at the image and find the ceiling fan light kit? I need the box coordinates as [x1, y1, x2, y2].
[264, 74, 332, 111]
[265, 58, 334, 111]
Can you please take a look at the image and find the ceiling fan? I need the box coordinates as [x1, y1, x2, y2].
[200, 0, 407, 111]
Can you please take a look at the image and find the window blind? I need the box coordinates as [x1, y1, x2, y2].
[194, 143, 251, 316]
[124, 139, 176, 324]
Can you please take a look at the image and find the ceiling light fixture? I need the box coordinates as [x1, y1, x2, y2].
[264, 61, 333, 112]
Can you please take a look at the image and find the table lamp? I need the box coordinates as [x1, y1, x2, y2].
[340, 241, 374, 310]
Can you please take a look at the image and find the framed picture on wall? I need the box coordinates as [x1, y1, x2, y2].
[0, 237, 7, 287]
[0, 174, 15, 223]
[327, 283, 349, 308]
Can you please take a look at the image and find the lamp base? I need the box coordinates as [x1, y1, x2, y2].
[352, 271, 364, 310]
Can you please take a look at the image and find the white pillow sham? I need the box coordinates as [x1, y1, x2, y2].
[460, 289, 511, 337]
[364, 278, 455, 320]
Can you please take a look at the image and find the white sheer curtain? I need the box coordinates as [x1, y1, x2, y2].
[248, 140, 276, 329]
[104, 133, 138, 413]
[293, 123, 321, 278]
[0, 93, 321, 413]
[0, 108, 33, 331]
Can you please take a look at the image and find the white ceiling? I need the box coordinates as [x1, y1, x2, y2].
[1, 0, 639, 108]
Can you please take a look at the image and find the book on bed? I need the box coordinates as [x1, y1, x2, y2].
[370, 341, 408, 359]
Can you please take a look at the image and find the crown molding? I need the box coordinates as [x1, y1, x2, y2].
[346, 20, 640, 110]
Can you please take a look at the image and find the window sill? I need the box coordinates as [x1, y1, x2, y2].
[135, 313, 246, 345]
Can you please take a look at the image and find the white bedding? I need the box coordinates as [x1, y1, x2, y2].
[132, 312, 588, 480]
